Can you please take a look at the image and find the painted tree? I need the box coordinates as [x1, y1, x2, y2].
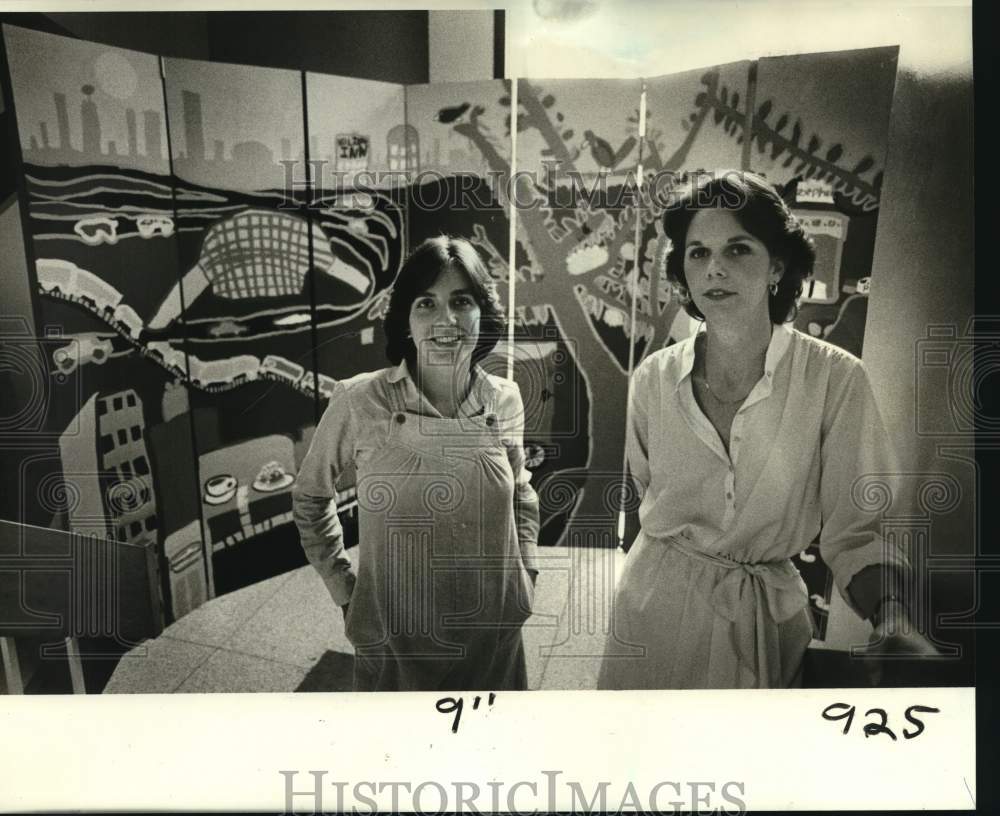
[438, 70, 885, 544]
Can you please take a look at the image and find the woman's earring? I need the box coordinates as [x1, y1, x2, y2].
[769, 280, 779, 296]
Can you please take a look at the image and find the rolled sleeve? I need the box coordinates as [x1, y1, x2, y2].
[625, 358, 652, 494]
[497, 380, 540, 574]
[292, 380, 358, 606]
[818, 361, 910, 618]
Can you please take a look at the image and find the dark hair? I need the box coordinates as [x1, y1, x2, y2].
[661, 171, 815, 323]
[384, 235, 506, 368]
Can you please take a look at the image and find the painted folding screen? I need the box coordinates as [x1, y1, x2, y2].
[2, 25, 205, 630]
[2, 24, 900, 644]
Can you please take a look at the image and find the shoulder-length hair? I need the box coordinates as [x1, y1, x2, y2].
[384, 235, 506, 368]
[662, 170, 816, 323]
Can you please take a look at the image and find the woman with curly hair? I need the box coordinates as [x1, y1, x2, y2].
[598, 171, 934, 689]
[294, 235, 539, 691]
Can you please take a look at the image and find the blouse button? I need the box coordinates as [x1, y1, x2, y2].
[486, 414, 496, 427]
[395, 413, 406, 424]
[726, 492, 733, 500]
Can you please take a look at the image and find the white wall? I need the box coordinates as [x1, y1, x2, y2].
[429, 9, 494, 83]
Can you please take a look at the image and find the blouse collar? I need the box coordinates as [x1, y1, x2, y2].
[676, 321, 794, 392]
[387, 358, 498, 415]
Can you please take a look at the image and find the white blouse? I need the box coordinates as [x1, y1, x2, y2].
[599, 323, 910, 688]
[628, 322, 908, 610]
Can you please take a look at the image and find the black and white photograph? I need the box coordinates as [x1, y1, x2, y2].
[0, 0, 983, 811]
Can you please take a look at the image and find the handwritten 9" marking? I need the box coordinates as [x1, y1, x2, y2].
[436, 693, 496, 733]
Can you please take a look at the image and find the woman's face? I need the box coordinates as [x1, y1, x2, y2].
[408, 266, 481, 366]
[682, 208, 782, 323]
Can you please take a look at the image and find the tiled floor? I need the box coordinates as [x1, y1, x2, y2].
[104, 546, 626, 693]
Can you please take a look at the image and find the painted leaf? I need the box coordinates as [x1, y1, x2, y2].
[758, 100, 773, 120]
[775, 114, 788, 132]
[826, 144, 843, 163]
[854, 156, 875, 174]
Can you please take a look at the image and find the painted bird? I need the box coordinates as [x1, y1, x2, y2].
[435, 102, 471, 124]
[582, 130, 637, 171]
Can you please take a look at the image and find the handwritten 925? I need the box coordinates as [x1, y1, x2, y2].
[822, 703, 940, 741]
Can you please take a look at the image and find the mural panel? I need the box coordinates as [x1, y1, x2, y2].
[506, 77, 643, 545]
[162, 57, 316, 595]
[751, 48, 899, 359]
[305, 73, 407, 383]
[750, 48, 898, 639]
[304, 73, 409, 521]
[403, 80, 511, 270]
[3, 24, 206, 626]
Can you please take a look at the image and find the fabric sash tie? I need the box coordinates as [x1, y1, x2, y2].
[665, 535, 810, 687]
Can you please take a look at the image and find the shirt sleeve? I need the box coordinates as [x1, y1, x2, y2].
[817, 359, 910, 618]
[625, 357, 652, 494]
[497, 380, 540, 574]
[292, 380, 357, 606]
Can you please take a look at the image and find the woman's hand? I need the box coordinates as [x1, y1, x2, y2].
[858, 600, 939, 686]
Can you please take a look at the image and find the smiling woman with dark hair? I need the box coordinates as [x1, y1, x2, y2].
[293, 235, 539, 691]
[598, 171, 936, 689]
[383, 235, 507, 370]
